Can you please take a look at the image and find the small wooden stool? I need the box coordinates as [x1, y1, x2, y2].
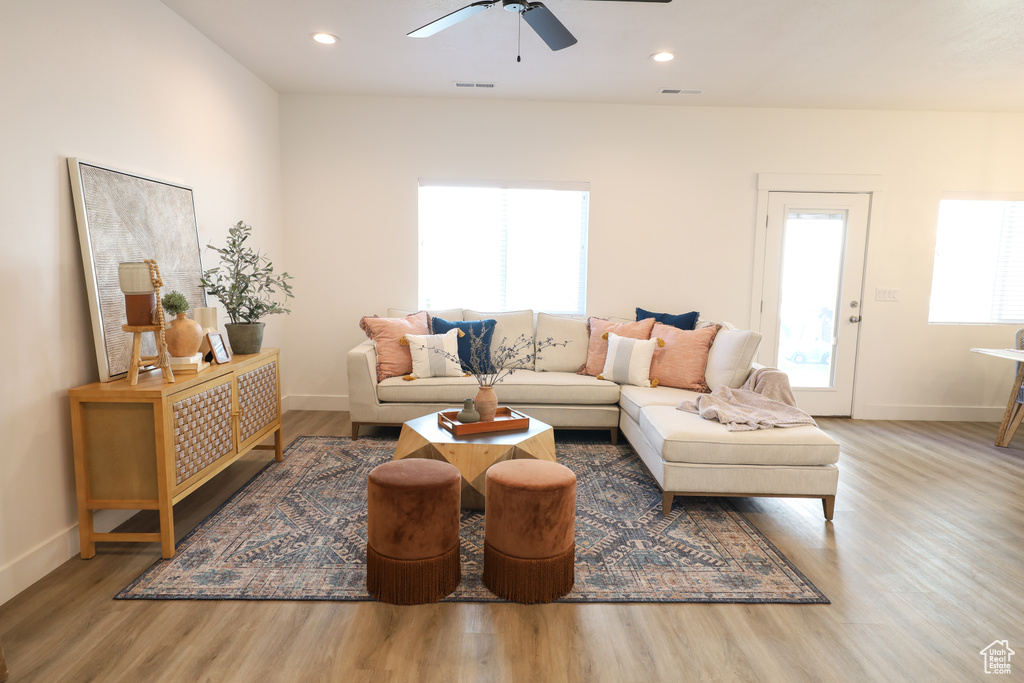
[483, 459, 577, 603]
[366, 458, 462, 604]
[122, 324, 174, 386]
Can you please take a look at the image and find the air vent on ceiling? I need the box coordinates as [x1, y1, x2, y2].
[660, 88, 703, 95]
[453, 81, 496, 89]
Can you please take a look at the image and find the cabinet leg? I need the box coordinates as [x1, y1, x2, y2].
[274, 427, 284, 462]
[158, 504, 175, 559]
[78, 508, 95, 559]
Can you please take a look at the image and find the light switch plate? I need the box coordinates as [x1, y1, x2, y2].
[875, 288, 900, 302]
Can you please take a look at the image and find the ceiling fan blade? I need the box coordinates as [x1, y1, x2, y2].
[408, 1, 497, 38]
[522, 3, 578, 51]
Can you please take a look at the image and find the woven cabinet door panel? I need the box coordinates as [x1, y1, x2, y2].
[171, 378, 235, 486]
[238, 360, 279, 445]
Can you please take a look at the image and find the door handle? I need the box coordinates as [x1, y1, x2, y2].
[849, 315, 862, 323]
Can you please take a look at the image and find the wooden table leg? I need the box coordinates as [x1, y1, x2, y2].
[996, 363, 1024, 447]
[128, 332, 142, 386]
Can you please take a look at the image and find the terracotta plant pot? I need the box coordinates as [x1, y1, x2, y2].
[224, 322, 265, 355]
[124, 293, 157, 326]
[475, 386, 498, 422]
[165, 313, 204, 357]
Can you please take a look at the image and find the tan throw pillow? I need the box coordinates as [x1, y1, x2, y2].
[359, 311, 430, 381]
[649, 322, 720, 392]
[583, 317, 656, 376]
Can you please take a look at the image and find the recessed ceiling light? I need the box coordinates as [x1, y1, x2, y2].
[312, 33, 338, 45]
[651, 52, 675, 62]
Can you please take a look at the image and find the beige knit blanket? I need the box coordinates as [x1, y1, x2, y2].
[677, 368, 817, 431]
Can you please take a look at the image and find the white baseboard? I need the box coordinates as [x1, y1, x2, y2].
[0, 509, 135, 606]
[855, 404, 1003, 421]
[283, 394, 349, 412]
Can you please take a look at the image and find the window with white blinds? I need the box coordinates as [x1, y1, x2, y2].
[417, 180, 589, 315]
[929, 199, 1024, 323]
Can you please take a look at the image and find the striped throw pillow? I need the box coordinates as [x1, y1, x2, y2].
[598, 333, 662, 387]
[403, 328, 464, 379]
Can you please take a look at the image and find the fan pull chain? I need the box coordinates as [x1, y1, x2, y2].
[517, 11, 522, 62]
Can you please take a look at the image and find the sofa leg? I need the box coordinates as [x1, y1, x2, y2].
[351, 423, 361, 440]
[662, 491, 674, 517]
[610, 427, 618, 445]
[822, 495, 835, 521]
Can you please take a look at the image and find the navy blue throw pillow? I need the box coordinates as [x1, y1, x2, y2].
[431, 317, 497, 373]
[636, 307, 699, 331]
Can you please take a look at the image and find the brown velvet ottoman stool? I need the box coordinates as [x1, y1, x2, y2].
[366, 458, 462, 604]
[482, 459, 577, 603]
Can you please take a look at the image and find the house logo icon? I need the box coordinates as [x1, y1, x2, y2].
[980, 640, 1014, 674]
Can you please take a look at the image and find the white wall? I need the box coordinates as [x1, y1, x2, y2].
[0, 0, 282, 605]
[280, 96, 1024, 419]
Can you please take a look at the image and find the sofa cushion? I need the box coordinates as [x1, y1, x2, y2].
[463, 309, 535, 369]
[618, 384, 700, 423]
[388, 308, 464, 331]
[377, 370, 620, 405]
[705, 329, 762, 390]
[649, 323, 719, 392]
[637, 405, 839, 466]
[535, 313, 589, 373]
[405, 328, 464, 378]
[359, 311, 430, 381]
[636, 306, 699, 331]
[432, 316, 496, 373]
[583, 317, 656, 376]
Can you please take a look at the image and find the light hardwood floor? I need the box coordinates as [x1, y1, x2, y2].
[1, 413, 1022, 682]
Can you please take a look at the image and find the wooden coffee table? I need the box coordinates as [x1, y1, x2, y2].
[394, 412, 556, 509]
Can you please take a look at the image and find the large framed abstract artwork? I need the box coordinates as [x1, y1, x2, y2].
[68, 159, 207, 382]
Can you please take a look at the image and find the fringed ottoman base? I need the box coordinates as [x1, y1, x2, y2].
[482, 541, 575, 604]
[366, 543, 461, 605]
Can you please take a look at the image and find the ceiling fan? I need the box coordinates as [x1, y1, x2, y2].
[408, 0, 672, 52]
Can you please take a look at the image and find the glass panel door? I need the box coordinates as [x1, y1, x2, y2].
[776, 211, 845, 388]
[760, 192, 870, 416]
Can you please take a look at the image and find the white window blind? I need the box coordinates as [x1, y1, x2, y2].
[418, 180, 589, 315]
[929, 199, 1024, 324]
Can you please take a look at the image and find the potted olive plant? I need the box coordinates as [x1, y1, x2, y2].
[200, 221, 295, 355]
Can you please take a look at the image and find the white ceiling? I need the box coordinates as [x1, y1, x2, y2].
[160, 0, 1024, 111]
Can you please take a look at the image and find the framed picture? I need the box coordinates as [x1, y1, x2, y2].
[68, 159, 206, 382]
[207, 332, 232, 364]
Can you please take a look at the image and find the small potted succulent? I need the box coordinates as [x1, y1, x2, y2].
[200, 220, 295, 355]
[161, 290, 203, 357]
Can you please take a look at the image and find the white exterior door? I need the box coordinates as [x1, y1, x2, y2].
[757, 192, 870, 416]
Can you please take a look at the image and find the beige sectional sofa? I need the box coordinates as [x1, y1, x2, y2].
[348, 308, 840, 519]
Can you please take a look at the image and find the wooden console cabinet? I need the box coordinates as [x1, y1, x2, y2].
[69, 348, 283, 559]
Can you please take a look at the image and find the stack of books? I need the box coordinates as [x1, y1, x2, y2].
[168, 352, 210, 374]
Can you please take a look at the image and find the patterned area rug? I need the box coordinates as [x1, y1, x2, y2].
[118, 436, 828, 604]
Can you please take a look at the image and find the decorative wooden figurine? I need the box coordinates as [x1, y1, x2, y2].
[122, 259, 175, 386]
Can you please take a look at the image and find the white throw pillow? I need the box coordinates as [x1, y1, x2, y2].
[599, 332, 661, 388]
[463, 309, 535, 369]
[535, 312, 589, 372]
[403, 328, 464, 378]
[705, 329, 762, 389]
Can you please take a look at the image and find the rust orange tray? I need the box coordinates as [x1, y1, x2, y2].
[437, 407, 530, 437]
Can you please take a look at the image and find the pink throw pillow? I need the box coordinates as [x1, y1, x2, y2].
[359, 311, 430, 381]
[649, 322, 720, 392]
[583, 317, 657, 376]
